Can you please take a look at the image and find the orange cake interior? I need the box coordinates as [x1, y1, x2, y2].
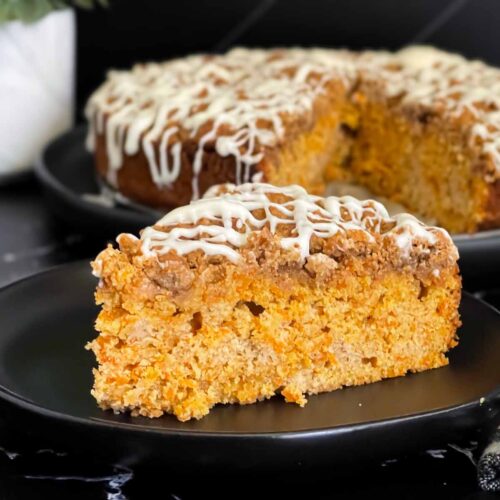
[88, 183, 461, 421]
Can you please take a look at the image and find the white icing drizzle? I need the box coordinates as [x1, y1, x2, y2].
[138, 183, 451, 264]
[85, 48, 353, 198]
[86, 45, 500, 200]
[325, 180, 437, 225]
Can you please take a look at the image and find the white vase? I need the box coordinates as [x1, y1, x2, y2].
[0, 9, 75, 176]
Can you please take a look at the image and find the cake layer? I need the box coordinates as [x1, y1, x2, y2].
[86, 46, 500, 232]
[88, 183, 461, 421]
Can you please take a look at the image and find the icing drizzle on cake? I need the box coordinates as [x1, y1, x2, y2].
[85, 48, 352, 199]
[137, 183, 452, 263]
[86, 46, 500, 198]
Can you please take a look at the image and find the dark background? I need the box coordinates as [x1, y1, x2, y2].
[76, 0, 500, 114]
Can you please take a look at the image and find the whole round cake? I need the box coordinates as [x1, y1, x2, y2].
[85, 46, 500, 233]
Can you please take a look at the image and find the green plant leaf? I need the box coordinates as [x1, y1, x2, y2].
[72, 0, 108, 9]
[0, 0, 108, 24]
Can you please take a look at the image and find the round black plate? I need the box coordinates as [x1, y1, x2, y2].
[0, 168, 33, 187]
[0, 261, 498, 471]
[34, 125, 158, 235]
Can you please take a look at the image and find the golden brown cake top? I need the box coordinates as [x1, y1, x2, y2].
[125, 183, 456, 265]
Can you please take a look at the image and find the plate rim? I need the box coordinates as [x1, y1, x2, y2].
[33, 126, 155, 226]
[0, 260, 498, 440]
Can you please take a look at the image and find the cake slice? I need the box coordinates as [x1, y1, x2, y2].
[88, 183, 461, 421]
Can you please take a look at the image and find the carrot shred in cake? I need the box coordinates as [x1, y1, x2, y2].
[88, 183, 461, 421]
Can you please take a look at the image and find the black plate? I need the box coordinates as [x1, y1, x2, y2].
[0, 261, 498, 471]
[0, 168, 33, 187]
[36, 127, 500, 276]
[34, 126, 158, 235]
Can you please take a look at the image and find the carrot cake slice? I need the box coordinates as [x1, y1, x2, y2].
[88, 183, 461, 421]
[85, 46, 500, 233]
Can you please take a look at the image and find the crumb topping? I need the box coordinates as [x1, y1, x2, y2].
[132, 183, 454, 263]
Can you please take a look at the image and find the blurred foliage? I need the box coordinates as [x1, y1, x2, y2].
[0, 0, 108, 23]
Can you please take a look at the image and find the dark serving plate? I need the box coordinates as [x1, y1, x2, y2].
[34, 126, 159, 235]
[0, 168, 33, 187]
[35, 126, 500, 275]
[0, 260, 498, 472]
